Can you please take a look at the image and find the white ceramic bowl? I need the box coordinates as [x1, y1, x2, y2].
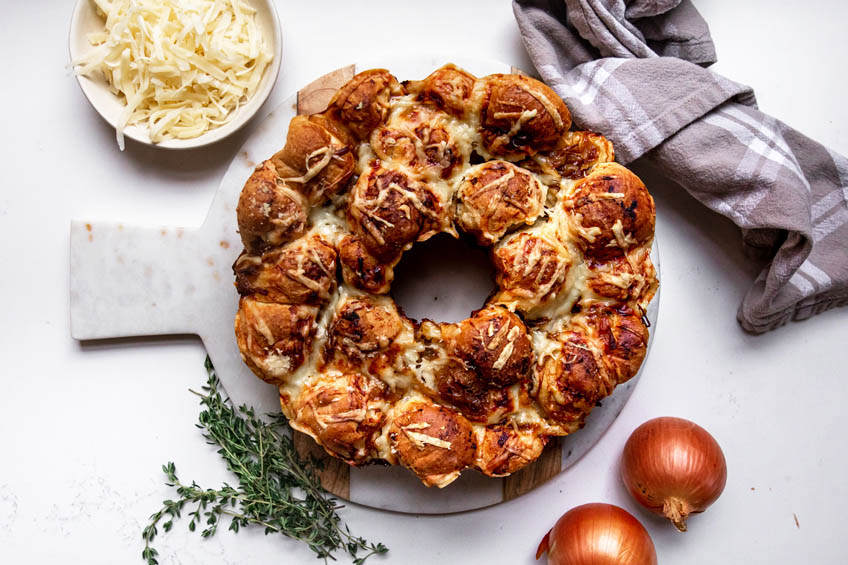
[68, 0, 282, 150]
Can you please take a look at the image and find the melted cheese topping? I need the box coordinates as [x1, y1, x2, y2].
[277, 281, 344, 403]
[500, 109, 538, 137]
[236, 66, 658, 484]
[73, 0, 272, 149]
[404, 428, 452, 450]
[280, 147, 333, 184]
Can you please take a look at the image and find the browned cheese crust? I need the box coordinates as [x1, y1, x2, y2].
[454, 161, 546, 245]
[480, 74, 572, 159]
[566, 162, 655, 260]
[476, 423, 548, 477]
[232, 64, 658, 488]
[492, 231, 572, 312]
[388, 400, 477, 487]
[292, 372, 387, 464]
[234, 235, 337, 305]
[404, 64, 477, 117]
[348, 166, 443, 261]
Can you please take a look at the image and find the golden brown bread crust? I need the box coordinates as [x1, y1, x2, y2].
[326, 69, 405, 140]
[476, 424, 548, 477]
[454, 161, 547, 245]
[388, 400, 477, 487]
[586, 246, 658, 309]
[270, 115, 356, 204]
[444, 305, 533, 388]
[480, 74, 572, 158]
[348, 166, 443, 261]
[582, 304, 649, 384]
[330, 296, 403, 356]
[492, 231, 572, 312]
[292, 372, 387, 464]
[552, 131, 615, 178]
[236, 161, 307, 254]
[232, 65, 658, 488]
[234, 298, 318, 386]
[567, 162, 656, 260]
[404, 64, 477, 117]
[534, 331, 612, 430]
[337, 233, 395, 294]
[431, 358, 515, 423]
[233, 235, 337, 305]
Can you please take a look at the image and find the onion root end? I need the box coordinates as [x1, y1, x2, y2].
[663, 497, 691, 532]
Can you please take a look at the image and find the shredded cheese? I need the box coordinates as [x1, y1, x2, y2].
[73, 0, 273, 149]
[404, 430, 452, 450]
[402, 422, 431, 431]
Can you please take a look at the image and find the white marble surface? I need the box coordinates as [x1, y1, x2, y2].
[1, 0, 847, 563]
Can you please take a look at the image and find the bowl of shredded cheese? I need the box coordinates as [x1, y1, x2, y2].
[69, 0, 281, 150]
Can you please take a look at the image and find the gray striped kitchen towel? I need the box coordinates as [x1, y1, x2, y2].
[514, 0, 848, 333]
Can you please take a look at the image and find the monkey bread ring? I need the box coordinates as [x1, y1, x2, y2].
[233, 65, 658, 487]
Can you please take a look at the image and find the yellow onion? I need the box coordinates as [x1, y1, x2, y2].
[621, 417, 727, 532]
[536, 503, 657, 565]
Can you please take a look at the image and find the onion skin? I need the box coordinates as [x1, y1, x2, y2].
[621, 417, 727, 532]
[536, 503, 657, 565]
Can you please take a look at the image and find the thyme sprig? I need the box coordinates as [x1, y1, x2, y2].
[141, 357, 387, 564]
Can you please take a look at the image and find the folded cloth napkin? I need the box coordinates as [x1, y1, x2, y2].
[514, 0, 848, 333]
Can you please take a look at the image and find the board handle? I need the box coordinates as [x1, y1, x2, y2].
[69, 220, 212, 340]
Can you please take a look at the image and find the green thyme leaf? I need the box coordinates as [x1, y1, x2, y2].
[141, 357, 387, 563]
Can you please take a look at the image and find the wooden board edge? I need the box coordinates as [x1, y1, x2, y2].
[292, 430, 351, 499]
[502, 438, 562, 501]
[296, 64, 356, 116]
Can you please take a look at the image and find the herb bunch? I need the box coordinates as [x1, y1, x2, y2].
[141, 358, 387, 564]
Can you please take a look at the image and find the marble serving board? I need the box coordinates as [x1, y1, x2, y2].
[69, 55, 660, 514]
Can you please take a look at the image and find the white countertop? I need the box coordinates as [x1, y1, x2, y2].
[1, 1, 846, 563]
